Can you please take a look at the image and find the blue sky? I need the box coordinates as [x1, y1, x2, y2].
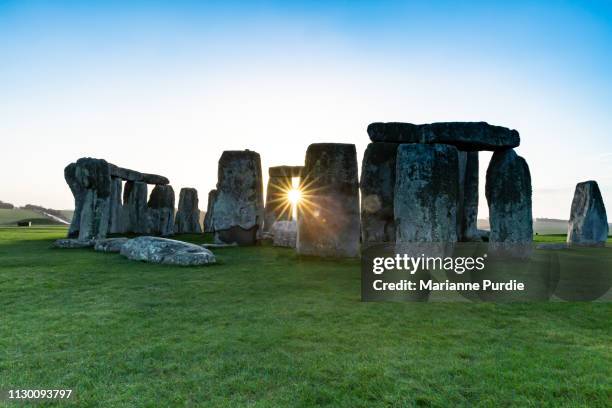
[1, 0, 611, 219]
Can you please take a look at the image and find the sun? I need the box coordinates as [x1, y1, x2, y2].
[287, 188, 302, 206]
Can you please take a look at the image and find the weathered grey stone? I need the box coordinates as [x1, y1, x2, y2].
[360, 142, 398, 247]
[174, 188, 202, 234]
[94, 237, 129, 253]
[203, 189, 217, 233]
[485, 149, 533, 257]
[567, 181, 609, 246]
[367, 122, 520, 151]
[297, 143, 360, 257]
[264, 166, 302, 232]
[108, 164, 169, 185]
[64, 158, 112, 240]
[147, 185, 175, 237]
[457, 151, 480, 241]
[272, 220, 297, 248]
[120, 236, 216, 266]
[53, 238, 94, 248]
[109, 178, 124, 234]
[123, 181, 149, 234]
[394, 144, 459, 244]
[212, 150, 264, 245]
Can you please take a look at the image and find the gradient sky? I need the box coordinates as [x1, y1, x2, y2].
[1, 0, 611, 219]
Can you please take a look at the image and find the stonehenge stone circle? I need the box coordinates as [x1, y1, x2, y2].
[123, 181, 149, 234]
[203, 189, 217, 233]
[147, 185, 175, 237]
[120, 236, 216, 266]
[367, 122, 520, 151]
[175, 188, 202, 234]
[64, 158, 112, 241]
[297, 143, 360, 257]
[360, 142, 398, 247]
[264, 165, 303, 232]
[485, 149, 533, 256]
[211, 150, 264, 245]
[567, 181, 609, 246]
[394, 144, 459, 244]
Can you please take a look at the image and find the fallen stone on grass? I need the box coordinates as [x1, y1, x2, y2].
[120, 236, 216, 266]
[53, 238, 94, 249]
[201, 242, 238, 249]
[94, 237, 129, 253]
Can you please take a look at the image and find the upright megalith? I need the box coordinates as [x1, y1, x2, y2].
[485, 149, 533, 256]
[394, 144, 459, 244]
[567, 181, 608, 246]
[175, 188, 202, 234]
[64, 158, 112, 240]
[147, 185, 175, 236]
[211, 150, 264, 245]
[109, 178, 124, 234]
[360, 142, 398, 247]
[367, 122, 520, 151]
[297, 143, 360, 257]
[123, 181, 149, 234]
[457, 151, 480, 241]
[264, 165, 303, 232]
[203, 189, 217, 233]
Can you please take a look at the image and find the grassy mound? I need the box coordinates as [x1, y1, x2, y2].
[0, 228, 610, 406]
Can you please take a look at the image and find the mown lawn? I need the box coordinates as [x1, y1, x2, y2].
[0, 228, 610, 407]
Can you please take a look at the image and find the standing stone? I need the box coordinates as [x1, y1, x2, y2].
[485, 149, 533, 256]
[148, 185, 175, 237]
[264, 166, 303, 232]
[109, 178, 124, 234]
[297, 143, 360, 257]
[212, 150, 264, 245]
[457, 151, 480, 241]
[123, 181, 149, 234]
[360, 142, 398, 247]
[567, 181, 608, 246]
[204, 189, 217, 233]
[64, 158, 112, 240]
[175, 188, 202, 234]
[394, 144, 459, 244]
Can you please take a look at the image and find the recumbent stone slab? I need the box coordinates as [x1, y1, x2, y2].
[120, 236, 216, 266]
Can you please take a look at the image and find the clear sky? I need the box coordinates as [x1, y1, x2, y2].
[1, 0, 611, 219]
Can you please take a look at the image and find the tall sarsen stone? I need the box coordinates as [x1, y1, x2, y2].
[567, 181, 608, 246]
[212, 150, 264, 245]
[297, 143, 360, 257]
[175, 188, 202, 234]
[147, 184, 175, 237]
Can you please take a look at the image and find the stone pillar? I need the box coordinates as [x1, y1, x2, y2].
[212, 150, 264, 245]
[64, 158, 112, 240]
[148, 185, 175, 237]
[394, 144, 459, 244]
[109, 178, 124, 234]
[457, 151, 479, 241]
[485, 149, 533, 256]
[175, 187, 202, 234]
[264, 166, 303, 233]
[360, 142, 398, 247]
[567, 181, 608, 246]
[203, 189, 217, 233]
[123, 181, 149, 234]
[297, 143, 360, 257]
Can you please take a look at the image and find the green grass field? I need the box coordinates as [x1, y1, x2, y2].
[1, 228, 610, 407]
[0, 209, 65, 226]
